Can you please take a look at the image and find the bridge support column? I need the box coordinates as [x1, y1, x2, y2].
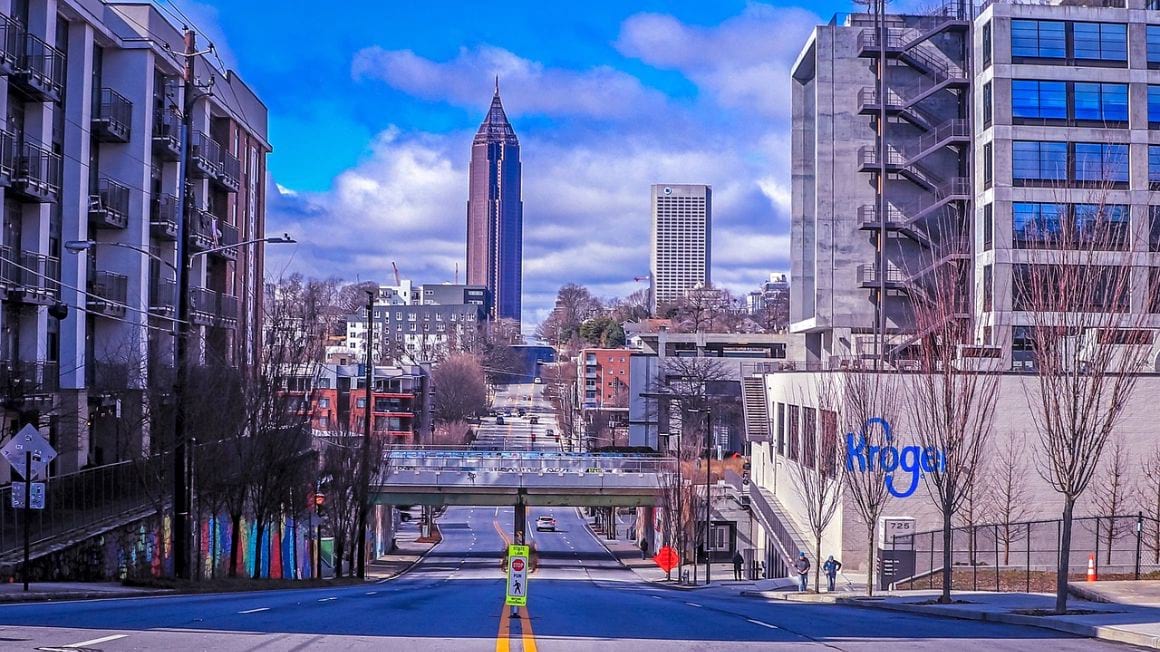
[642, 505, 656, 551]
[514, 490, 527, 544]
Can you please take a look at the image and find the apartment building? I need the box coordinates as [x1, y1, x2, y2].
[344, 282, 491, 363]
[0, 1, 268, 472]
[650, 184, 711, 313]
[302, 362, 430, 446]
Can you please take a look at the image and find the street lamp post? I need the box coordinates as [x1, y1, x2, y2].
[356, 290, 374, 579]
[704, 409, 712, 586]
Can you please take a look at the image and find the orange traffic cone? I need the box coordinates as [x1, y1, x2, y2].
[1087, 553, 1097, 582]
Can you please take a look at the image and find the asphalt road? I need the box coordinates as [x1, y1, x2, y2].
[0, 384, 1142, 650]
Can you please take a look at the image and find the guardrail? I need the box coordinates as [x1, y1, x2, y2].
[382, 449, 672, 476]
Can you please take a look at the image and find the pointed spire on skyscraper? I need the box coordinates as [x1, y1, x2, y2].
[495, 75, 500, 95]
[475, 76, 518, 145]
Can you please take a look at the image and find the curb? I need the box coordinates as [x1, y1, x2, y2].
[0, 589, 172, 604]
[371, 527, 445, 583]
[741, 589, 839, 603]
[836, 597, 1160, 649]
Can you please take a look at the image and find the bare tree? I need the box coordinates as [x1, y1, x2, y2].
[1013, 191, 1154, 613]
[907, 249, 1002, 603]
[1087, 436, 1137, 565]
[989, 435, 1031, 565]
[657, 435, 699, 581]
[432, 353, 488, 426]
[543, 362, 579, 451]
[839, 369, 903, 596]
[536, 283, 603, 353]
[1140, 444, 1160, 564]
[790, 376, 845, 592]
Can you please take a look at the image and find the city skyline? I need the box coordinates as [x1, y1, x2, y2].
[185, 0, 833, 325]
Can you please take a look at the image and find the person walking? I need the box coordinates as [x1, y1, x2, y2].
[794, 552, 811, 592]
[732, 551, 744, 581]
[822, 555, 843, 592]
[640, 539, 649, 560]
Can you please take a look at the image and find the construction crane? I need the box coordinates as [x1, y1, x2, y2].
[391, 261, 401, 285]
[633, 275, 650, 282]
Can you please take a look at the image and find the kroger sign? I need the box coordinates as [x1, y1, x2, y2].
[845, 417, 945, 499]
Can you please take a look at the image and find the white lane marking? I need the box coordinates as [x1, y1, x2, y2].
[62, 634, 129, 648]
[238, 607, 270, 614]
[685, 602, 702, 608]
[317, 597, 337, 602]
[651, 595, 663, 600]
[365, 591, 378, 596]
[747, 618, 778, 629]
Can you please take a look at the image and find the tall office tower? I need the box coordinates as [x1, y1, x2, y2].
[0, 1, 269, 473]
[790, 0, 1160, 369]
[466, 80, 523, 324]
[650, 184, 712, 313]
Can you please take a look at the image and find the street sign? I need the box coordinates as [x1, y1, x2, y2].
[11, 482, 45, 510]
[505, 544, 529, 607]
[653, 546, 680, 573]
[1, 425, 57, 480]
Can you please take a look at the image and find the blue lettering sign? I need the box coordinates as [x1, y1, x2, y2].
[843, 418, 945, 499]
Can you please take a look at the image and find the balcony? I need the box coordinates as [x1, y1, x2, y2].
[209, 222, 239, 260]
[0, 14, 21, 76]
[87, 271, 128, 318]
[10, 249, 60, 304]
[215, 293, 239, 328]
[0, 361, 59, 406]
[189, 288, 217, 326]
[13, 33, 64, 102]
[92, 88, 132, 143]
[190, 131, 221, 178]
[215, 150, 240, 193]
[152, 110, 181, 161]
[149, 277, 176, 317]
[88, 178, 130, 230]
[150, 193, 179, 240]
[11, 140, 61, 203]
[187, 210, 215, 252]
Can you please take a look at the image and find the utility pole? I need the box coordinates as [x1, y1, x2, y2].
[172, 27, 197, 581]
[704, 409, 712, 585]
[356, 290, 374, 579]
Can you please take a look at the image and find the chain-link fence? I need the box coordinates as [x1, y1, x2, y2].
[888, 514, 1160, 592]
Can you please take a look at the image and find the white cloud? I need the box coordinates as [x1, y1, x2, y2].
[269, 5, 813, 328]
[351, 45, 668, 120]
[616, 4, 820, 118]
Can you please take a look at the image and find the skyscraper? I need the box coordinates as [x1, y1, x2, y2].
[650, 184, 712, 312]
[466, 80, 523, 323]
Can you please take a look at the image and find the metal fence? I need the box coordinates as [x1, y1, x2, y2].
[0, 457, 164, 562]
[889, 514, 1160, 592]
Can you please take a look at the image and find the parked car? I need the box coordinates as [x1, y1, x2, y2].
[496, 416, 505, 425]
[535, 516, 557, 532]
[529, 416, 539, 424]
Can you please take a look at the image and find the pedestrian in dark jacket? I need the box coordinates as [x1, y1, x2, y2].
[732, 552, 744, 580]
[794, 552, 811, 592]
[822, 555, 842, 592]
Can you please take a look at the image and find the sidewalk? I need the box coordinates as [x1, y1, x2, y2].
[367, 512, 441, 581]
[833, 584, 1160, 649]
[0, 580, 171, 603]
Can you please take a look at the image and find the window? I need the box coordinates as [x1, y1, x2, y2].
[776, 403, 786, 456]
[983, 203, 993, 251]
[983, 142, 993, 188]
[1072, 83, 1127, 123]
[1074, 203, 1129, 249]
[1011, 19, 1066, 59]
[317, 415, 329, 428]
[787, 405, 799, 461]
[1015, 264, 1129, 313]
[1150, 206, 1160, 252]
[982, 82, 992, 127]
[356, 397, 366, 408]
[318, 398, 330, 409]
[1013, 202, 1065, 248]
[1072, 22, 1127, 62]
[820, 411, 838, 477]
[1151, 269, 1160, 314]
[1150, 26, 1160, 67]
[1150, 145, 1160, 187]
[1012, 80, 1066, 121]
[801, 408, 816, 470]
[1074, 142, 1128, 184]
[1012, 140, 1067, 183]
[982, 21, 992, 68]
[983, 265, 993, 312]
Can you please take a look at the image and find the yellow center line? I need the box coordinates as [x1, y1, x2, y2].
[494, 519, 512, 546]
[520, 606, 538, 652]
[495, 603, 512, 652]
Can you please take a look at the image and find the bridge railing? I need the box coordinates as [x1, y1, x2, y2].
[382, 449, 673, 476]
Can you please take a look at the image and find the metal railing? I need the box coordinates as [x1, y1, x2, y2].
[858, 263, 907, 285]
[0, 360, 59, 394]
[18, 33, 64, 98]
[152, 109, 181, 157]
[0, 14, 20, 70]
[190, 287, 217, 319]
[0, 456, 166, 561]
[192, 131, 221, 176]
[213, 222, 239, 258]
[150, 193, 178, 239]
[93, 88, 132, 139]
[890, 514, 1160, 592]
[17, 249, 60, 298]
[219, 150, 241, 189]
[216, 293, 239, 322]
[915, 119, 970, 156]
[149, 277, 176, 313]
[382, 448, 672, 475]
[14, 140, 62, 200]
[88, 270, 128, 306]
[90, 177, 130, 228]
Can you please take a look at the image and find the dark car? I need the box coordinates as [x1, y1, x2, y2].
[529, 416, 539, 424]
[496, 416, 505, 425]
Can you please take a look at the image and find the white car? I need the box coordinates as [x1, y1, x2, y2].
[535, 516, 557, 532]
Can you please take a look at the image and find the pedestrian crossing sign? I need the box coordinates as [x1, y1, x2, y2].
[506, 544, 530, 606]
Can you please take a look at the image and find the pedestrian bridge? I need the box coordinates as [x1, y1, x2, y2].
[372, 449, 670, 507]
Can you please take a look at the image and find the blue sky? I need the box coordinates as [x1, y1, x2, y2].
[176, 0, 857, 325]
